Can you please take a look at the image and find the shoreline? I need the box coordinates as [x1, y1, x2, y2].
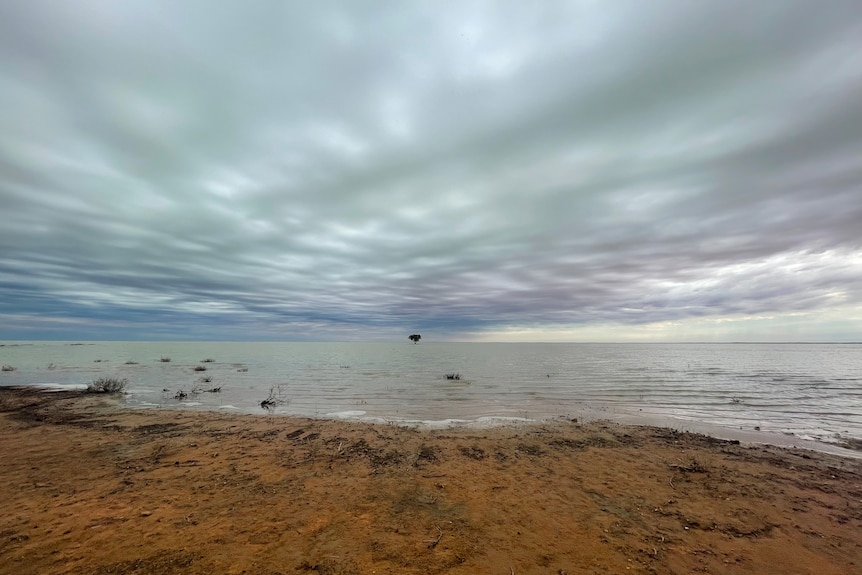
[17, 382, 862, 459]
[2, 386, 861, 574]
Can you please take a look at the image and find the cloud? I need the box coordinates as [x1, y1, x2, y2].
[1, 1, 861, 340]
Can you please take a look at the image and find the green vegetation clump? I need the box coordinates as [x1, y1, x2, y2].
[86, 377, 128, 394]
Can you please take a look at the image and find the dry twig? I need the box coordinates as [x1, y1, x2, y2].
[427, 525, 443, 549]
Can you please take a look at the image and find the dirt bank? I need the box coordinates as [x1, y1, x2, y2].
[1, 387, 860, 574]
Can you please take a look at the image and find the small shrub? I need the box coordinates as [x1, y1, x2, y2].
[1, 364, 16, 372]
[175, 390, 187, 400]
[198, 375, 213, 383]
[159, 356, 171, 363]
[191, 383, 221, 395]
[86, 377, 128, 394]
[124, 360, 139, 365]
[260, 385, 287, 410]
[445, 373, 461, 380]
[201, 358, 215, 363]
[193, 365, 207, 372]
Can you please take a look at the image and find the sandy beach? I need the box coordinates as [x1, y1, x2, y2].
[1, 387, 860, 575]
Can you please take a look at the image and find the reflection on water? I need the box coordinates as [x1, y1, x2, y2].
[1, 341, 860, 446]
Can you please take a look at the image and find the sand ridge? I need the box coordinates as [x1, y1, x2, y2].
[1, 387, 860, 574]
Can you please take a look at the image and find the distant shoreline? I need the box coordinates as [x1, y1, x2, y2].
[3, 340, 862, 345]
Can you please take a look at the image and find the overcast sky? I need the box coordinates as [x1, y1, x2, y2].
[1, 1, 861, 342]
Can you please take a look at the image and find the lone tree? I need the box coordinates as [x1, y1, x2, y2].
[408, 334, 421, 344]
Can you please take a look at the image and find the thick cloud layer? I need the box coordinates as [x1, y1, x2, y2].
[1, 1, 861, 341]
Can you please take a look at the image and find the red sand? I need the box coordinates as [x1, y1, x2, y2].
[1, 387, 860, 574]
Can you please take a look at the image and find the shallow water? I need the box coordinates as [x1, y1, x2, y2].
[1, 341, 860, 447]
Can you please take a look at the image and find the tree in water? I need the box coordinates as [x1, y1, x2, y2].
[408, 334, 421, 344]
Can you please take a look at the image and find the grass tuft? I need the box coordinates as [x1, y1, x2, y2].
[86, 377, 128, 394]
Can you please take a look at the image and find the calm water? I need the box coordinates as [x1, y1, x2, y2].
[1, 342, 861, 448]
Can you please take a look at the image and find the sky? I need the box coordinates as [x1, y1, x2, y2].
[1, 1, 861, 342]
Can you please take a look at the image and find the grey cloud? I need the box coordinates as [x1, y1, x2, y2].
[1, 1, 861, 340]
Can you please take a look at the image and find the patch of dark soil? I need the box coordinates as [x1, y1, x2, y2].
[90, 550, 200, 575]
[369, 449, 405, 468]
[296, 558, 359, 575]
[285, 428, 306, 440]
[343, 438, 405, 468]
[416, 445, 441, 464]
[0, 388, 123, 430]
[7, 403, 112, 429]
[652, 428, 740, 450]
[549, 435, 619, 451]
[549, 438, 589, 451]
[458, 446, 486, 460]
[0, 388, 69, 414]
[611, 432, 644, 447]
[720, 523, 777, 538]
[251, 429, 281, 441]
[134, 423, 187, 436]
[668, 459, 709, 473]
[516, 443, 546, 457]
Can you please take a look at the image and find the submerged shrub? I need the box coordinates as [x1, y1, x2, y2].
[445, 373, 462, 380]
[201, 358, 215, 363]
[193, 365, 207, 372]
[159, 356, 171, 363]
[1, 364, 15, 372]
[86, 377, 128, 394]
[260, 385, 287, 410]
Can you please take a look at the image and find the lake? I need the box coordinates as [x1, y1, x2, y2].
[1, 341, 860, 453]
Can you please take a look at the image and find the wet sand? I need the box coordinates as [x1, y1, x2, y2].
[1, 387, 860, 575]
